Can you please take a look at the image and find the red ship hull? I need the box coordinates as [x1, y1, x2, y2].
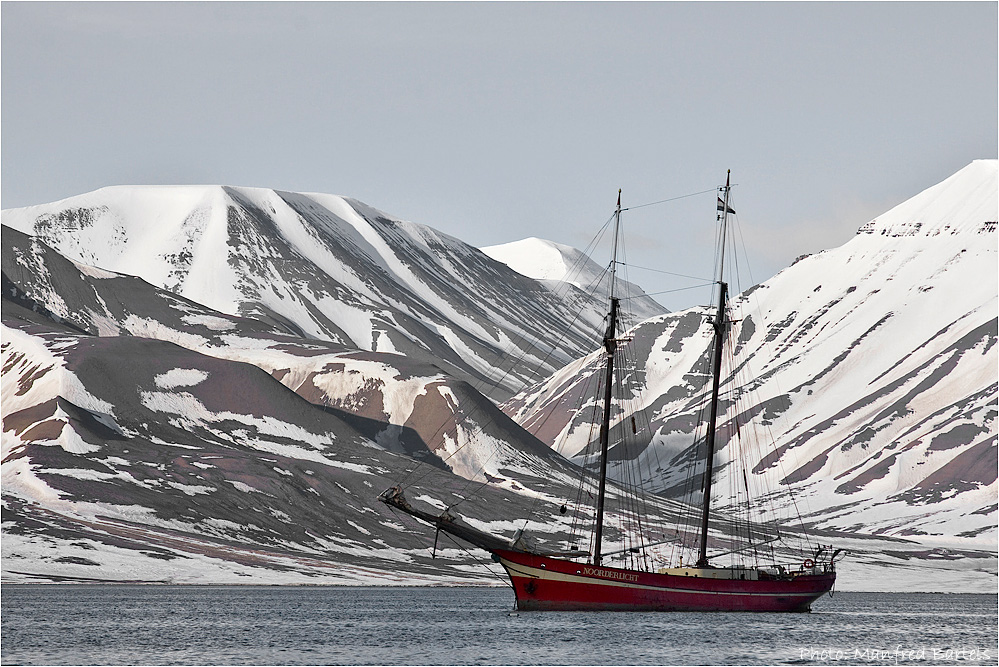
[494, 549, 835, 612]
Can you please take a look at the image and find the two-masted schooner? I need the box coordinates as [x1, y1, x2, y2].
[381, 172, 839, 611]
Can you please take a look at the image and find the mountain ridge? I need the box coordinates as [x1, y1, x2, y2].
[502, 160, 997, 545]
[2, 162, 995, 590]
[4, 185, 668, 401]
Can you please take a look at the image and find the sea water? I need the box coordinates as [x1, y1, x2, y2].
[1, 586, 995, 665]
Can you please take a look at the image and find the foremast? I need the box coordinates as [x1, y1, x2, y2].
[696, 170, 733, 568]
[592, 189, 622, 566]
[380, 190, 627, 567]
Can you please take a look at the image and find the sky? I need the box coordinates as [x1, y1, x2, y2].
[2, 2, 996, 311]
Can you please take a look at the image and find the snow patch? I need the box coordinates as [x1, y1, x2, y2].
[154, 368, 210, 390]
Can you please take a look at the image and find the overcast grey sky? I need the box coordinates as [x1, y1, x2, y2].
[2, 2, 996, 310]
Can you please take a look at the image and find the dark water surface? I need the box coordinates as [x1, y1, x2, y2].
[1, 586, 996, 665]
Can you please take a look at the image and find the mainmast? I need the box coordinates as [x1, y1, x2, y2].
[593, 189, 622, 566]
[696, 171, 733, 568]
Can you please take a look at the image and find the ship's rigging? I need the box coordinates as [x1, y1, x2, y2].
[380, 173, 840, 611]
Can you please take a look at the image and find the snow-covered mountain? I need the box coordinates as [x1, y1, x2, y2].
[0, 223, 687, 585]
[5, 292, 986, 590]
[1, 224, 581, 486]
[3, 187, 666, 400]
[481, 237, 666, 322]
[2, 164, 995, 591]
[0, 312, 579, 584]
[504, 160, 998, 548]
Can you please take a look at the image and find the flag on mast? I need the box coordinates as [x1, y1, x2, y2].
[717, 197, 736, 215]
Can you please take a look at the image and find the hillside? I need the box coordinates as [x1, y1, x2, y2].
[0, 225, 683, 585]
[3, 187, 667, 400]
[2, 164, 996, 591]
[504, 160, 998, 545]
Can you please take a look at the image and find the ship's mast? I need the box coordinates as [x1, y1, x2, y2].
[696, 171, 732, 568]
[593, 189, 622, 566]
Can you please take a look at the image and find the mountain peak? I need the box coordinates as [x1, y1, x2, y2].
[481, 237, 666, 320]
[480, 237, 580, 283]
[857, 160, 998, 238]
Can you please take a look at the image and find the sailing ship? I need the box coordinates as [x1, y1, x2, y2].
[381, 172, 840, 612]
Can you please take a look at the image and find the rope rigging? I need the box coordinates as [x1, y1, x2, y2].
[619, 187, 719, 212]
[383, 178, 823, 574]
